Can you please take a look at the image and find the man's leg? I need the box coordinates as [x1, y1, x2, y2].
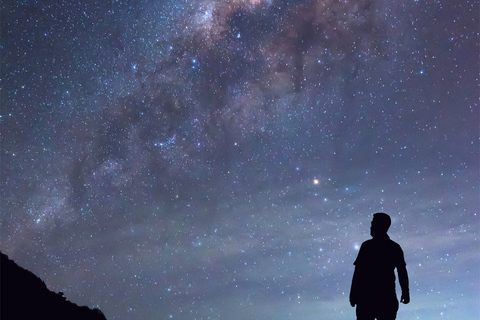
[356, 304, 375, 320]
[376, 310, 397, 320]
[376, 298, 399, 320]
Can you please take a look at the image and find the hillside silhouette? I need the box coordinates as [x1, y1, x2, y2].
[1, 251, 106, 319]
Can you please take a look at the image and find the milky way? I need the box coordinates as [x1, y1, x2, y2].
[1, 0, 478, 319]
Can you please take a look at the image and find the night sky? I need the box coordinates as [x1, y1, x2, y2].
[1, 0, 478, 319]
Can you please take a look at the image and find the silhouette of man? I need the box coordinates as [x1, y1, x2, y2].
[350, 212, 410, 320]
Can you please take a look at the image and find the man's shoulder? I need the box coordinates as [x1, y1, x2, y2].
[360, 239, 373, 246]
[387, 238, 403, 249]
[385, 238, 406, 258]
[361, 237, 403, 250]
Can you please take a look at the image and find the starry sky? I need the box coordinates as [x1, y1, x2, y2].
[1, 0, 478, 319]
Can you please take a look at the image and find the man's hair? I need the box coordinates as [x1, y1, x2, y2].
[373, 212, 391, 232]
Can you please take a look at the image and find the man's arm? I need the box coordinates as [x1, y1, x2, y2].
[349, 266, 360, 307]
[398, 264, 410, 304]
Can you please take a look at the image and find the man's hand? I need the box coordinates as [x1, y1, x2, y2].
[401, 292, 410, 304]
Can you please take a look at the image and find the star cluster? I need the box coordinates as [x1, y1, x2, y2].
[1, 0, 478, 319]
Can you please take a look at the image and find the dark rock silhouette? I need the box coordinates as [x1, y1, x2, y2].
[1, 251, 107, 320]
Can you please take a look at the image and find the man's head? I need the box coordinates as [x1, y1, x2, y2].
[370, 212, 391, 237]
